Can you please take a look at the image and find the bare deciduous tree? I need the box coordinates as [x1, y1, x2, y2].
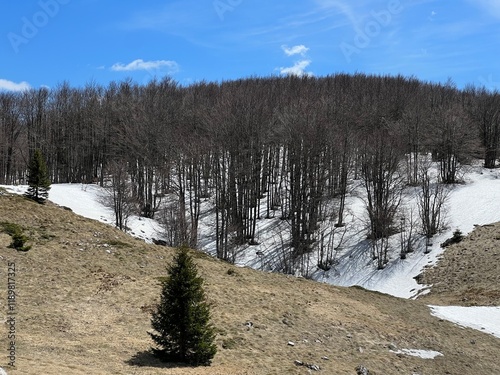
[417, 162, 450, 243]
[103, 160, 137, 231]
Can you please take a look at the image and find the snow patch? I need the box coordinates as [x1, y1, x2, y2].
[391, 349, 443, 359]
[429, 305, 500, 339]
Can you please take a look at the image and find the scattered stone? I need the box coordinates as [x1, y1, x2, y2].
[282, 318, 293, 326]
[244, 321, 253, 330]
[358, 347, 364, 353]
[321, 356, 329, 360]
[388, 343, 398, 351]
[294, 360, 320, 371]
[307, 363, 320, 371]
[356, 365, 371, 375]
[347, 333, 353, 339]
[288, 341, 295, 347]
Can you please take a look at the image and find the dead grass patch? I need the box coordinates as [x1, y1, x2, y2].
[420, 222, 500, 306]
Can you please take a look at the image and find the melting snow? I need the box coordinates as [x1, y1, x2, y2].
[429, 305, 500, 339]
[391, 349, 443, 359]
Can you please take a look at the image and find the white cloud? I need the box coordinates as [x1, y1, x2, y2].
[111, 59, 179, 73]
[282, 44, 310, 57]
[0, 79, 31, 92]
[280, 60, 313, 77]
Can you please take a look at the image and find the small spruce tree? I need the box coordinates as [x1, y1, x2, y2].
[149, 246, 217, 366]
[25, 149, 51, 203]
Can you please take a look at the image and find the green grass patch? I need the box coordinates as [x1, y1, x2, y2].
[0, 221, 31, 251]
[1, 222, 22, 236]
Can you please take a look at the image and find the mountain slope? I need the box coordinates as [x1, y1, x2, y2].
[1, 191, 500, 374]
[419, 222, 500, 306]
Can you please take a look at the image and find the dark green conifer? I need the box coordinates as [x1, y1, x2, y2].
[149, 246, 217, 366]
[25, 149, 51, 203]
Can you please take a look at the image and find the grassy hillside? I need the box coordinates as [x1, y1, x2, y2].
[1, 191, 499, 374]
[419, 224, 500, 306]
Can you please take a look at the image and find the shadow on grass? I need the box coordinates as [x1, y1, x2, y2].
[126, 350, 192, 369]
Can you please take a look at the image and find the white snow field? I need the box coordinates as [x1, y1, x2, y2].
[429, 305, 500, 339]
[2, 163, 500, 342]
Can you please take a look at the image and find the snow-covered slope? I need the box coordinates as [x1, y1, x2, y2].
[3, 164, 500, 340]
[323, 166, 500, 299]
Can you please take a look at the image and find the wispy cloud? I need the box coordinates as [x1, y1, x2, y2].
[0, 79, 30, 92]
[282, 44, 310, 57]
[111, 59, 179, 73]
[314, 0, 365, 33]
[280, 60, 313, 77]
[469, 0, 500, 18]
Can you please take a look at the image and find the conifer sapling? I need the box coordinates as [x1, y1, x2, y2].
[149, 246, 217, 366]
[25, 149, 51, 203]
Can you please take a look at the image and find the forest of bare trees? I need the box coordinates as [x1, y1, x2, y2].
[1, 73, 497, 273]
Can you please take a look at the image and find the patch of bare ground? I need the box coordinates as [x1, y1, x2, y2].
[1, 192, 500, 374]
[419, 223, 500, 306]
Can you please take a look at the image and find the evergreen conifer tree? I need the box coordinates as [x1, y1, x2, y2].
[25, 149, 51, 203]
[149, 246, 217, 366]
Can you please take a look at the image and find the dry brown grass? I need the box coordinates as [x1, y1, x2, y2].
[419, 223, 500, 306]
[1, 192, 500, 374]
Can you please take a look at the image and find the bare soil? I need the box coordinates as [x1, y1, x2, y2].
[1, 191, 499, 374]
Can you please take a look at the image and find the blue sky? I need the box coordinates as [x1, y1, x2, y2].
[1, 0, 499, 91]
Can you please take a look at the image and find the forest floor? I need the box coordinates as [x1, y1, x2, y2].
[1, 191, 500, 374]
